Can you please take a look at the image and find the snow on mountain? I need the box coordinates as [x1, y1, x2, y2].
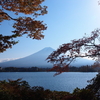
[0, 47, 55, 68]
[0, 47, 95, 68]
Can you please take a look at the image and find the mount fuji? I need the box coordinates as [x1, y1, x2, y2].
[0, 47, 95, 68]
[0, 47, 55, 68]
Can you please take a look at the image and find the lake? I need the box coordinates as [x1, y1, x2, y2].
[0, 72, 98, 93]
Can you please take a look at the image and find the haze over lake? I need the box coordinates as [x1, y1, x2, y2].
[0, 72, 98, 93]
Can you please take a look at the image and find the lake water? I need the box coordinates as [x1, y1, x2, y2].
[0, 72, 98, 93]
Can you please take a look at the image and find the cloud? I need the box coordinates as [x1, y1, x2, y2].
[84, 57, 97, 60]
[0, 58, 20, 63]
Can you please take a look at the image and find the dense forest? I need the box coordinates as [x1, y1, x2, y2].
[0, 64, 99, 72]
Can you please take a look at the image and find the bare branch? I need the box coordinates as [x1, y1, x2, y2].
[47, 29, 100, 75]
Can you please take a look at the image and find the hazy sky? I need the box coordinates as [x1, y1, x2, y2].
[0, 0, 100, 61]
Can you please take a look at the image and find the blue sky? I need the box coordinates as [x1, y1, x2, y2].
[0, 0, 100, 61]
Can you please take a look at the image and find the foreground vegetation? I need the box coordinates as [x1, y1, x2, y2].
[0, 73, 100, 100]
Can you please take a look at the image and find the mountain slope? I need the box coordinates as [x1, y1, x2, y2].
[0, 47, 55, 68]
[0, 47, 95, 68]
